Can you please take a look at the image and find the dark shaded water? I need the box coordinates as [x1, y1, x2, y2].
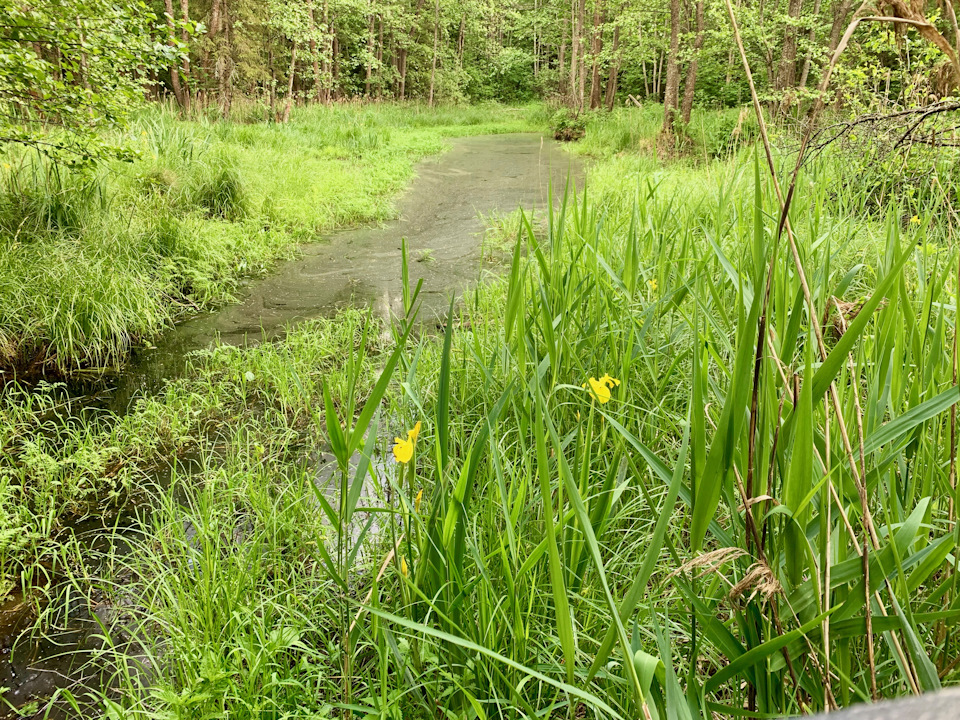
[1, 133, 581, 717]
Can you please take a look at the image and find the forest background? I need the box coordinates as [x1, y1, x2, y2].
[5, 0, 960, 160]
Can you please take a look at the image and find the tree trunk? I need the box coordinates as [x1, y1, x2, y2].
[365, 4, 375, 96]
[282, 42, 297, 123]
[659, 0, 681, 153]
[798, 0, 823, 89]
[398, 0, 428, 101]
[179, 0, 191, 110]
[604, 18, 621, 110]
[533, 0, 540, 76]
[331, 30, 339, 100]
[820, 0, 856, 88]
[321, 0, 331, 103]
[75, 18, 91, 91]
[680, 0, 705, 123]
[777, 0, 804, 113]
[204, 0, 221, 86]
[588, 1, 605, 109]
[377, 17, 384, 98]
[220, 0, 233, 115]
[307, 0, 323, 102]
[654, 48, 663, 96]
[269, 47, 276, 120]
[429, 0, 440, 106]
[163, 0, 186, 108]
[558, 15, 568, 93]
[569, 0, 580, 105]
[458, 13, 466, 66]
[577, 0, 587, 107]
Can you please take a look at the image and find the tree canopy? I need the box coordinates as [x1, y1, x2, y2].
[1, 0, 958, 154]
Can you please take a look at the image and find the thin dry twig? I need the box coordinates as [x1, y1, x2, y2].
[349, 533, 404, 634]
[723, 0, 925, 698]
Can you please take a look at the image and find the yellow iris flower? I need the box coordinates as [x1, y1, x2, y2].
[401, 556, 409, 576]
[393, 421, 422, 464]
[415, 488, 423, 512]
[584, 374, 620, 404]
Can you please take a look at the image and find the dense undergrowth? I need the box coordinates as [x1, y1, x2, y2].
[0, 103, 549, 378]
[2, 104, 959, 718]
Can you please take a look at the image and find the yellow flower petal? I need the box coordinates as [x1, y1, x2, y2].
[587, 377, 612, 404]
[415, 488, 423, 512]
[585, 374, 620, 404]
[408, 421, 421, 442]
[599, 373, 620, 388]
[393, 437, 413, 463]
[401, 556, 409, 576]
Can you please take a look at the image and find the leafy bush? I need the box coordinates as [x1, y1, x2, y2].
[697, 106, 760, 157]
[190, 161, 247, 220]
[551, 108, 588, 141]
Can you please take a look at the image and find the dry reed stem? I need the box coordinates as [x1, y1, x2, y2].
[723, 0, 922, 696]
[349, 533, 404, 634]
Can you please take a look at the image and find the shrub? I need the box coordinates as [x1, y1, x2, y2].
[189, 158, 246, 220]
[551, 108, 588, 141]
[0, 161, 105, 242]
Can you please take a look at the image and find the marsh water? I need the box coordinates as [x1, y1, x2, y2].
[1, 133, 581, 717]
[108, 132, 580, 410]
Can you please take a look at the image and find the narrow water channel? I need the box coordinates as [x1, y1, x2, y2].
[109, 133, 581, 411]
[1, 133, 582, 718]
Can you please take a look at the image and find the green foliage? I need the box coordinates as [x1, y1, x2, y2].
[189, 156, 247, 220]
[551, 107, 588, 141]
[6, 108, 957, 719]
[0, 0, 175, 164]
[697, 107, 760, 157]
[813, 122, 960, 218]
[0, 103, 544, 375]
[0, 161, 104, 241]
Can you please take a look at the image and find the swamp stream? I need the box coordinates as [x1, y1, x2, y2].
[0, 133, 581, 718]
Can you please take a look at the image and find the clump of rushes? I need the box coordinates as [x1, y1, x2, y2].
[8, 107, 960, 720]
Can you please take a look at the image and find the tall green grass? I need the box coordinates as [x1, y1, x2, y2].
[5, 106, 958, 718]
[27, 143, 951, 719]
[569, 104, 760, 160]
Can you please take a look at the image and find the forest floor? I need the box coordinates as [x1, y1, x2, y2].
[1, 102, 959, 719]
